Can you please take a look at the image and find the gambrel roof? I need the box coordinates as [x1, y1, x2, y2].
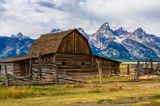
[29, 29, 88, 55]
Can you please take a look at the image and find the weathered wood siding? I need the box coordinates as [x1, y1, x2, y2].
[13, 61, 29, 77]
[92, 57, 120, 74]
[32, 53, 120, 75]
[57, 31, 91, 55]
[20, 62, 29, 76]
[13, 63, 21, 77]
[55, 54, 92, 70]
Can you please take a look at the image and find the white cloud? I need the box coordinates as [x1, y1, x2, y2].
[0, 0, 160, 38]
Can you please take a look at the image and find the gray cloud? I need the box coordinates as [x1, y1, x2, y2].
[36, 0, 55, 8]
[0, 0, 7, 12]
[140, 7, 160, 20]
[0, 0, 7, 4]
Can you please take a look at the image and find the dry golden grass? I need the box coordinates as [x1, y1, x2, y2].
[0, 79, 160, 106]
[0, 62, 159, 106]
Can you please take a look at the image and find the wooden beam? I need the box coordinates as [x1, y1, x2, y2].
[29, 53, 33, 80]
[5, 65, 9, 86]
[127, 64, 130, 75]
[54, 54, 59, 85]
[53, 54, 55, 63]
[135, 60, 140, 81]
[97, 59, 102, 84]
[55, 68, 59, 85]
[0, 65, 1, 78]
[38, 53, 42, 80]
[150, 59, 153, 71]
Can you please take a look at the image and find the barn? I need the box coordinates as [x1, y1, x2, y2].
[0, 29, 121, 83]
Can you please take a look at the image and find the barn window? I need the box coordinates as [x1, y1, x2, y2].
[81, 62, 85, 65]
[62, 62, 66, 65]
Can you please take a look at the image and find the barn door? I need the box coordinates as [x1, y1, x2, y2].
[20, 63, 29, 76]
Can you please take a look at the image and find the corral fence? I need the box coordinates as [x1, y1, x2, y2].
[0, 59, 160, 86]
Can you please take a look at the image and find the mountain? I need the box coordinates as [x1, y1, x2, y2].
[89, 23, 132, 60]
[77, 28, 89, 40]
[114, 27, 129, 36]
[90, 23, 160, 61]
[50, 26, 160, 61]
[50, 28, 63, 33]
[0, 25, 159, 61]
[0, 32, 33, 59]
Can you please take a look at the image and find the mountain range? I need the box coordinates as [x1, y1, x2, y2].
[0, 32, 33, 59]
[0, 22, 160, 61]
[89, 23, 160, 61]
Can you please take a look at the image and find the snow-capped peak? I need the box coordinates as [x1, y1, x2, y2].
[133, 28, 146, 35]
[99, 22, 111, 31]
[117, 27, 126, 31]
[11, 32, 28, 40]
[77, 28, 89, 39]
[93, 22, 115, 41]
[50, 28, 63, 33]
[114, 27, 129, 36]
[17, 32, 23, 37]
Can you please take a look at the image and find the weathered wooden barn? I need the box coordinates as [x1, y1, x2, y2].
[0, 29, 121, 83]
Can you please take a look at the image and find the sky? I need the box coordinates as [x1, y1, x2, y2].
[0, 0, 160, 38]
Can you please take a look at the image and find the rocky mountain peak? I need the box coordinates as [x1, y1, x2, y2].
[11, 32, 29, 40]
[11, 32, 23, 37]
[77, 28, 89, 39]
[133, 28, 146, 35]
[50, 28, 63, 33]
[17, 32, 23, 37]
[114, 27, 129, 36]
[99, 22, 111, 31]
[95, 22, 114, 38]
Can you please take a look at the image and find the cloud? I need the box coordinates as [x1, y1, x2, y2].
[0, 0, 160, 38]
[36, 0, 55, 8]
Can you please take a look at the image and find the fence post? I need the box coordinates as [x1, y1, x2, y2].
[5, 65, 9, 86]
[97, 60, 102, 84]
[135, 61, 140, 81]
[127, 64, 130, 75]
[0, 65, 1, 78]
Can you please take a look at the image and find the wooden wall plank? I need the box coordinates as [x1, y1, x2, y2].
[57, 31, 91, 55]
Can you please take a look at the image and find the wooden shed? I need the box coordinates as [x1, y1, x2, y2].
[0, 29, 121, 82]
[0, 55, 31, 77]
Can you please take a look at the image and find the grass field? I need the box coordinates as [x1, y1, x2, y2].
[0, 63, 159, 106]
[0, 78, 160, 106]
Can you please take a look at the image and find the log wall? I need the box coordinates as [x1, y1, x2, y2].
[36, 53, 120, 75]
[13, 61, 29, 77]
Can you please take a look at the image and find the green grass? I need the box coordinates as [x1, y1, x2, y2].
[0, 79, 160, 106]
